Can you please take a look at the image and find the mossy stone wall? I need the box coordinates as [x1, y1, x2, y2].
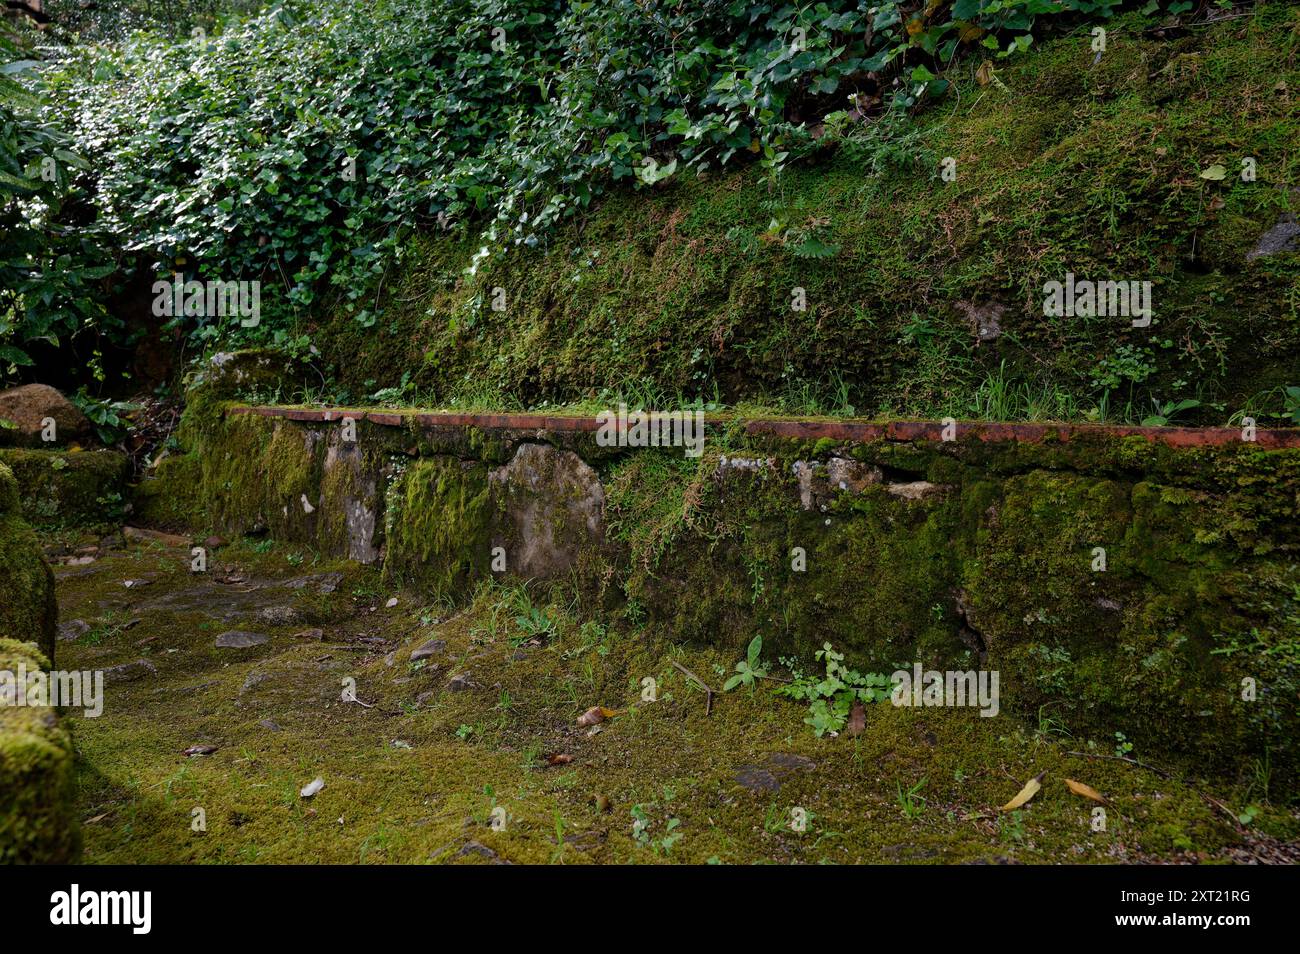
[0, 463, 58, 664]
[140, 403, 1300, 792]
[0, 638, 80, 864]
[0, 448, 129, 530]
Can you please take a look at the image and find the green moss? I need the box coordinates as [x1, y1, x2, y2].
[0, 448, 129, 530]
[382, 456, 492, 598]
[0, 638, 80, 864]
[311, 5, 1300, 423]
[54, 543, 1274, 865]
[147, 406, 1300, 797]
[132, 453, 204, 530]
[0, 464, 57, 663]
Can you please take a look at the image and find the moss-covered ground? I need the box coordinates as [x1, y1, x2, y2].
[54, 533, 1297, 864]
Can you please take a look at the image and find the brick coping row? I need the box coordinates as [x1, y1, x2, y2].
[228, 405, 1300, 450]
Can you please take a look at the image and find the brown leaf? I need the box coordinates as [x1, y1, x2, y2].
[576, 706, 605, 727]
[847, 701, 866, 737]
[1064, 778, 1109, 805]
[976, 60, 993, 87]
[546, 753, 574, 766]
[1000, 770, 1047, 812]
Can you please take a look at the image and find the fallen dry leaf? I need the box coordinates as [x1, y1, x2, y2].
[1000, 770, 1047, 812]
[577, 705, 622, 726]
[546, 753, 574, 766]
[847, 700, 866, 737]
[1064, 778, 1109, 805]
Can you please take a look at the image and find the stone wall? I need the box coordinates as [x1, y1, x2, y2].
[135, 393, 1300, 793]
[0, 463, 79, 863]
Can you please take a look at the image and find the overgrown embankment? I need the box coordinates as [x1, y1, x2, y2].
[311, 4, 1300, 424]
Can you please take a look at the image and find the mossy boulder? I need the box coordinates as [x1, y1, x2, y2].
[0, 463, 57, 664]
[187, 349, 310, 402]
[0, 447, 129, 529]
[0, 384, 92, 448]
[0, 638, 80, 864]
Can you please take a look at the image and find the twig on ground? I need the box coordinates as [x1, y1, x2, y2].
[671, 660, 715, 716]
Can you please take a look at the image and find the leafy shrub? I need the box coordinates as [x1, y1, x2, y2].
[775, 642, 892, 737]
[1, 20, 116, 372]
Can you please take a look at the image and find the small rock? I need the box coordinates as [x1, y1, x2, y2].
[183, 744, 218, 757]
[258, 605, 300, 626]
[385, 597, 398, 608]
[122, 578, 154, 589]
[123, 526, 190, 548]
[446, 672, 472, 692]
[239, 671, 271, 694]
[101, 659, 158, 684]
[884, 480, 948, 501]
[215, 630, 269, 649]
[410, 638, 447, 662]
[258, 719, 282, 732]
[293, 628, 325, 640]
[300, 777, 324, 798]
[58, 619, 90, 642]
[1248, 212, 1300, 260]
